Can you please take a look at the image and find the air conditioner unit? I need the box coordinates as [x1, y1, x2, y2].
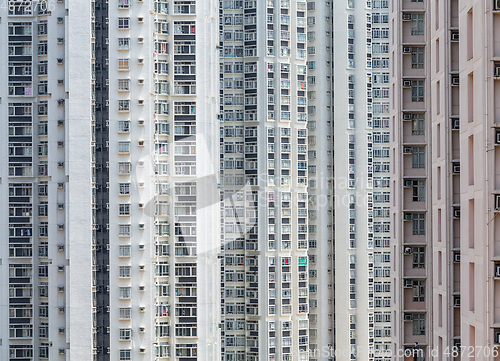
[139, 244, 145, 250]
[451, 32, 459, 41]
[138, 140, 145, 146]
[404, 247, 412, 254]
[58, 183, 64, 188]
[495, 0, 500, 11]
[495, 264, 500, 278]
[454, 297, 461, 307]
[58, 328, 65, 334]
[58, 120, 64, 126]
[453, 165, 460, 174]
[452, 77, 460, 86]
[452, 119, 460, 130]
[405, 180, 413, 187]
[138, 37, 144, 43]
[57, 141, 64, 147]
[58, 266, 64, 272]
[454, 253, 461, 262]
[495, 330, 500, 344]
[138, 100, 144, 105]
[453, 208, 460, 218]
[138, 79, 145, 84]
[403, 113, 412, 120]
[495, 194, 500, 211]
[138, 203, 144, 209]
[403, 147, 412, 154]
[57, 99, 65, 106]
[495, 65, 500, 77]
[58, 307, 65, 313]
[139, 286, 145, 291]
[58, 245, 64, 251]
[57, 58, 64, 64]
[139, 307, 145, 312]
[404, 213, 413, 220]
[138, 120, 145, 126]
[138, 17, 144, 23]
[58, 349, 65, 355]
[58, 286, 64, 292]
[57, 17, 64, 24]
[403, 46, 411, 54]
[402, 13, 411, 21]
[139, 327, 145, 333]
[58, 162, 64, 167]
[403, 80, 412, 88]
[58, 224, 64, 230]
[404, 314, 412, 321]
[139, 265, 145, 271]
[57, 203, 64, 209]
[57, 79, 64, 85]
[404, 280, 413, 288]
[138, 58, 144, 64]
[139, 224, 145, 230]
[495, 132, 500, 145]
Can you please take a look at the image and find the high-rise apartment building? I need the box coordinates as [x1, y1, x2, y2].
[1, 2, 93, 360]
[219, 1, 311, 360]
[1, 1, 220, 360]
[392, 0, 500, 359]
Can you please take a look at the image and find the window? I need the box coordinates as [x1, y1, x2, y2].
[118, 38, 130, 50]
[118, 18, 130, 29]
[411, 80, 424, 102]
[411, 14, 424, 35]
[119, 266, 131, 278]
[412, 147, 425, 168]
[119, 328, 132, 341]
[411, 114, 425, 135]
[412, 313, 426, 335]
[119, 308, 131, 319]
[119, 224, 131, 236]
[118, 59, 130, 71]
[118, 79, 130, 91]
[412, 246, 425, 267]
[118, 0, 130, 9]
[118, 121, 130, 133]
[119, 183, 130, 195]
[118, 162, 131, 174]
[411, 47, 425, 69]
[118, 100, 130, 111]
[119, 204, 130, 216]
[412, 280, 425, 302]
[119, 349, 131, 361]
[412, 180, 425, 202]
[118, 141, 130, 154]
[119, 287, 131, 299]
[119, 245, 131, 257]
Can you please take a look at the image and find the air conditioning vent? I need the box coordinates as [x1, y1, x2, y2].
[58, 120, 64, 126]
[139, 307, 145, 312]
[139, 327, 145, 333]
[495, 0, 500, 10]
[404, 280, 413, 288]
[453, 208, 460, 218]
[495, 131, 500, 144]
[405, 180, 413, 187]
[402, 13, 411, 21]
[404, 247, 412, 254]
[454, 296, 461, 307]
[138, 140, 145, 146]
[404, 213, 413, 220]
[139, 244, 145, 250]
[495, 264, 500, 278]
[403, 80, 411, 88]
[404, 314, 412, 321]
[453, 164, 460, 174]
[403, 46, 411, 54]
[139, 286, 145, 291]
[138, 120, 145, 126]
[403, 147, 412, 154]
[138, 79, 145, 84]
[454, 252, 461, 263]
[403, 113, 412, 120]
[452, 76, 460, 86]
[138, 58, 144, 64]
[452, 119, 460, 130]
[139, 265, 145, 271]
[451, 32, 459, 41]
[139, 223, 145, 229]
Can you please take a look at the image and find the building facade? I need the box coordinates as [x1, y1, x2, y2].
[391, 0, 500, 359]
